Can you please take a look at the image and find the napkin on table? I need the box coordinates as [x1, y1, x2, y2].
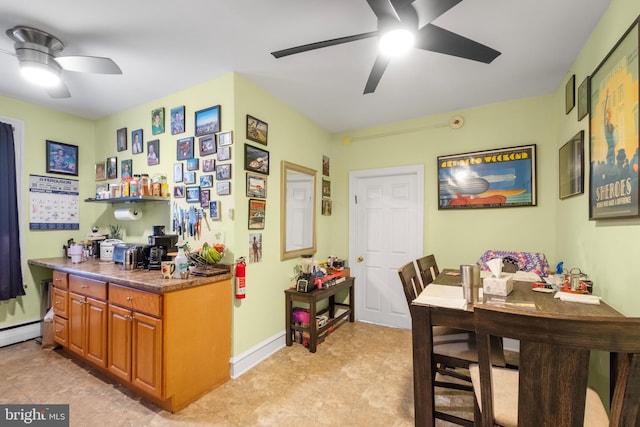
[555, 292, 601, 305]
[413, 284, 467, 310]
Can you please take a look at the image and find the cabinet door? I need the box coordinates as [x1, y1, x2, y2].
[68, 292, 86, 357]
[132, 312, 163, 398]
[53, 315, 68, 347]
[85, 298, 108, 368]
[52, 287, 68, 318]
[108, 304, 132, 382]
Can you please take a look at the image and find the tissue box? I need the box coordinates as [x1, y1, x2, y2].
[483, 275, 513, 296]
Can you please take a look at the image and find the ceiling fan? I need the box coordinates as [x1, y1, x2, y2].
[4, 25, 122, 99]
[271, 0, 501, 94]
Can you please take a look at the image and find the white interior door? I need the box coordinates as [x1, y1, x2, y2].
[349, 165, 423, 329]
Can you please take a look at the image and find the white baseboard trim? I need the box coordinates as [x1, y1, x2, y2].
[0, 321, 41, 348]
[229, 331, 286, 379]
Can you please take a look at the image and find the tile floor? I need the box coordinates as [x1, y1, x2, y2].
[0, 321, 474, 426]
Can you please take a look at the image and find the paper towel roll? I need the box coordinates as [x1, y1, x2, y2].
[114, 208, 142, 220]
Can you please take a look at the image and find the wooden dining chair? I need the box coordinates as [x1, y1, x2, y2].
[416, 254, 440, 288]
[398, 260, 505, 426]
[470, 304, 640, 427]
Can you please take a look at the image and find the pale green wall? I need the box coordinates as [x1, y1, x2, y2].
[0, 96, 95, 326]
[330, 95, 558, 269]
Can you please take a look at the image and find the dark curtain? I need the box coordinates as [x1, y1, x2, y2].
[0, 122, 25, 301]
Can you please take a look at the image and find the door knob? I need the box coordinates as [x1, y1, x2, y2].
[357, 256, 364, 263]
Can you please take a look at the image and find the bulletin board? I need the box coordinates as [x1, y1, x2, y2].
[29, 174, 79, 230]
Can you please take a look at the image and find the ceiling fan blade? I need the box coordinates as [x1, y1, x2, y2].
[271, 32, 377, 58]
[419, 0, 462, 23]
[45, 81, 71, 99]
[415, 24, 501, 64]
[364, 55, 391, 94]
[366, 0, 401, 20]
[55, 55, 122, 74]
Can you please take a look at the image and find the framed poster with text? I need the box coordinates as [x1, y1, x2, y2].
[589, 18, 639, 220]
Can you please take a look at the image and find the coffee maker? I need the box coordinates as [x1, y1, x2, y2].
[145, 234, 178, 270]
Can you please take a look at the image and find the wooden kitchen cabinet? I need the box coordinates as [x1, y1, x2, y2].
[68, 275, 108, 368]
[108, 284, 163, 398]
[28, 258, 232, 414]
[52, 271, 69, 347]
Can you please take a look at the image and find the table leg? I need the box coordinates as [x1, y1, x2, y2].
[285, 293, 292, 347]
[309, 294, 318, 353]
[411, 304, 435, 427]
[349, 281, 355, 322]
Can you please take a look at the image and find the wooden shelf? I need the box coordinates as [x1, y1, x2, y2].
[85, 196, 170, 204]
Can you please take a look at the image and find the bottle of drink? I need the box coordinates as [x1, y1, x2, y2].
[173, 243, 189, 279]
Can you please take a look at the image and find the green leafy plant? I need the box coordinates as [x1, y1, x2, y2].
[108, 224, 122, 240]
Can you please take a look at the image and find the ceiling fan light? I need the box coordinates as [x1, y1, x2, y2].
[19, 61, 61, 87]
[379, 29, 414, 57]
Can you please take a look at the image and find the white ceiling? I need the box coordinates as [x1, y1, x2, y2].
[0, 0, 611, 133]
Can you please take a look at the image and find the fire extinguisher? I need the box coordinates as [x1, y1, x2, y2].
[235, 257, 246, 299]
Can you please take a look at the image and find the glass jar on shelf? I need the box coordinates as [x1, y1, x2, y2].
[140, 174, 151, 196]
[130, 174, 141, 197]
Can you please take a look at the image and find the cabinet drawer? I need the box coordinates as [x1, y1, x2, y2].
[53, 270, 68, 289]
[52, 287, 68, 318]
[109, 284, 162, 317]
[53, 315, 68, 347]
[69, 275, 107, 300]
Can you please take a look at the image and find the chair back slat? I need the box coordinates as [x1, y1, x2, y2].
[416, 255, 440, 287]
[474, 305, 640, 427]
[397, 261, 422, 307]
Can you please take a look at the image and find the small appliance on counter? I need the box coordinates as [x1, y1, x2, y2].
[113, 243, 139, 265]
[146, 233, 178, 270]
[100, 239, 123, 261]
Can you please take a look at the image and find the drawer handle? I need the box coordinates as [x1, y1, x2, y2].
[126, 296, 133, 302]
[125, 315, 133, 321]
[81, 284, 88, 289]
[55, 301, 61, 305]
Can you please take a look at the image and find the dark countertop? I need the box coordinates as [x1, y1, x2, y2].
[28, 257, 232, 294]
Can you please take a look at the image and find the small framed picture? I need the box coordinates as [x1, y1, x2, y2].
[95, 161, 107, 181]
[177, 137, 194, 160]
[174, 185, 185, 198]
[147, 139, 159, 166]
[246, 172, 267, 198]
[200, 189, 210, 207]
[195, 105, 221, 136]
[216, 163, 232, 180]
[107, 156, 117, 179]
[246, 114, 268, 145]
[170, 105, 185, 135]
[217, 145, 231, 161]
[209, 200, 220, 220]
[186, 158, 199, 171]
[121, 159, 132, 178]
[117, 128, 127, 152]
[132, 129, 143, 154]
[217, 130, 233, 146]
[323, 155, 330, 177]
[565, 74, 575, 114]
[322, 178, 331, 198]
[152, 107, 165, 135]
[200, 174, 213, 188]
[186, 186, 200, 203]
[217, 181, 231, 196]
[184, 171, 196, 185]
[202, 158, 215, 172]
[577, 76, 590, 121]
[248, 198, 266, 229]
[173, 163, 183, 183]
[244, 144, 269, 175]
[46, 140, 79, 176]
[199, 135, 216, 156]
[322, 199, 332, 216]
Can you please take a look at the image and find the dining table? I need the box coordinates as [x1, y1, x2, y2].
[410, 268, 623, 427]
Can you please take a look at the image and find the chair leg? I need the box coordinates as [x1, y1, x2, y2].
[473, 395, 482, 426]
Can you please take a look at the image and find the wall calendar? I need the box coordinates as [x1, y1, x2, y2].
[29, 174, 79, 230]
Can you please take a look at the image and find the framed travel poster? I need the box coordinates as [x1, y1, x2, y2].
[437, 145, 537, 210]
[589, 18, 639, 220]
